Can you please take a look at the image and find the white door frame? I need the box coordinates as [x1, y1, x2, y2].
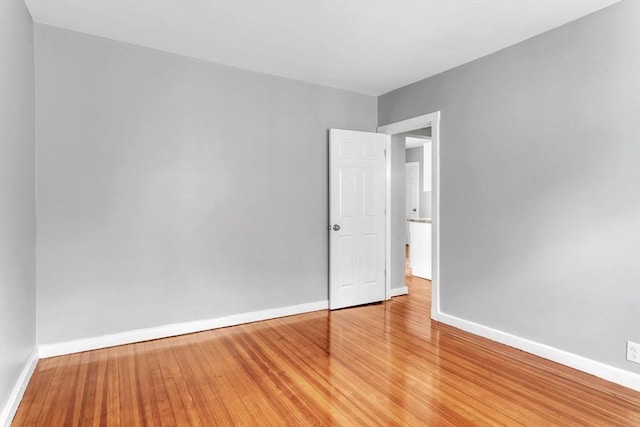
[377, 111, 441, 320]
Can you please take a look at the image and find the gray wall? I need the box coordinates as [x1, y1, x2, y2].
[390, 135, 406, 290]
[34, 25, 377, 344]
[405, 146, 432, 218]
[0, 0, 36, 417]
[379, 0, 640, 372]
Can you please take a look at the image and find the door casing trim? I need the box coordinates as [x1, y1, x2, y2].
[378, 111, 441, 320]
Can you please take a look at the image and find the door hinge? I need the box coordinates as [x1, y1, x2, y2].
[384, 149, 387, 156]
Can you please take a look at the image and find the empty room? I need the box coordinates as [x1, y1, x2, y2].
[1, 0, 639, 425]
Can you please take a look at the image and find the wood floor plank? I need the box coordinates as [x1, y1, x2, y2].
[12, 270, 640, 426]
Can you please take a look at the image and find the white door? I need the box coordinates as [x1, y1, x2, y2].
[329, 129, 387, 310]
[405, 161, 420, 244]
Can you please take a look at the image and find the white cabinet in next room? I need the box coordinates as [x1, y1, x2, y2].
[409, 218, 432, 280]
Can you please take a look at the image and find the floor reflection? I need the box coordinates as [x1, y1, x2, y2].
[14, 252, 640, 426]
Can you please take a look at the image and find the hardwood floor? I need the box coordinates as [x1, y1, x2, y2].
[13, 271, 640, 425]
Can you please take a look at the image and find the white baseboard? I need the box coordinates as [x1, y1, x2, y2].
[39, 300, 328, 359]
[389, 286, 409, 298]
[437, 312, 640, 392]
[0, 348, 39, 427]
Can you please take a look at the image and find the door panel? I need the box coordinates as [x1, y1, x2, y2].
[405, 161, 420, 245]
[329, 129, 387, 310]
[362, 234, 378, 284]
[363, 168, 378, 216]
[339, 168, 355, 217]
[339, 236, 355, 287]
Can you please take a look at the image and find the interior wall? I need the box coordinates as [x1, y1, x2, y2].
[405, 146, 432, 218]
[34, 24, 377, 345]
[379, 0, 640, 372]
[0, 0, 37, 416]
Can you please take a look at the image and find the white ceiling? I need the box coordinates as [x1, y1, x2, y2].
[25, 0, 618, 96]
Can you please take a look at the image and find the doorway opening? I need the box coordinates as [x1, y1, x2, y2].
[404, 130, 432, 281]
[378, 112, 440, 320]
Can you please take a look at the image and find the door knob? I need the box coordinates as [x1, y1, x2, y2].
[332, 224, 341, 231]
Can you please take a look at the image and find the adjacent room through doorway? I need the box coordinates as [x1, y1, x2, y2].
[403, 127, 432, 285]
